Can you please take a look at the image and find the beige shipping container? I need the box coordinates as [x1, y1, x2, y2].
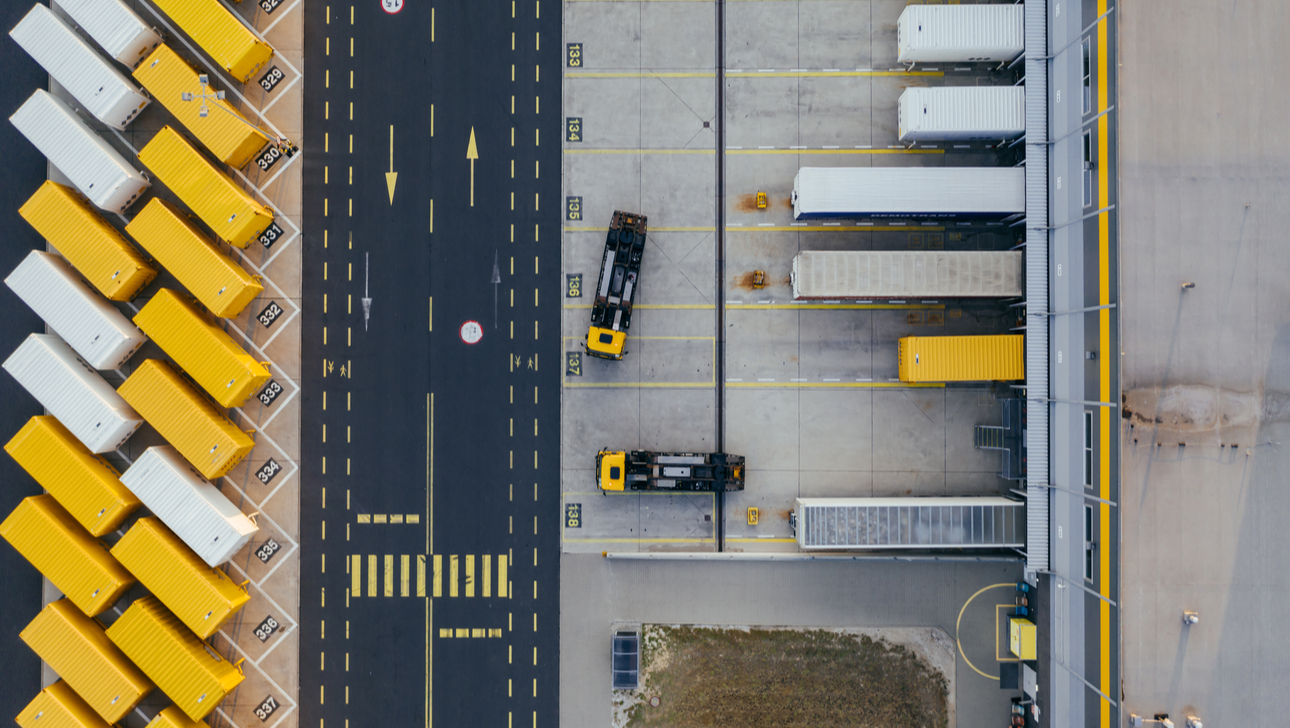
[146, 706, 211, 728]
[20, 600, 154, 722]
[126, 199, 263, 318]
[18, 180, 156, 301]
[119, 360, 255, 479]
[133, 289, 271, 408]
[111, 518, 250, 639]
[4, 416, 140, 536]
[105, 596, 244, 721]
[16, 681, 112, 728]
[136, 127, 274, 248]
[0, 495, 134, 616]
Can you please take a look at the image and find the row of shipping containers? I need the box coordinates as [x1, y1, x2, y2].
[4, 4, 276, 722]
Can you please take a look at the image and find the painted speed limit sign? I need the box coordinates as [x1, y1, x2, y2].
[460, 320, 483, 344]
[381, 0, 403, 14]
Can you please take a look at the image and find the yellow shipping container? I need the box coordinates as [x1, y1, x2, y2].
[146, 706, 210, 728]
[105, 596, 244, 721]
[0, 496, 134, 616]
[119, 360, 255, 479]
[5, 416, 140, 537]
[137, 127, 274, 248]
[111, 518, 250, 639]
[20, 600, 155, 722]
[16, 681, 112, 728]
[18, 181, 156, 301]
[134, 46, 271, 169]
[133, 289, 271, 408]
[126, 199, 263, 318]
[898, 334, 1024, 382]
[148, 0, 273, 83]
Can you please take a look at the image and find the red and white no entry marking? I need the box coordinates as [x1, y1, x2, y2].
[459, 320, 483, 344]
[381, 0, 403, 14]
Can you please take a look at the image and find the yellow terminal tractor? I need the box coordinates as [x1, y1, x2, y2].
[584, 211, 647, 360]
[596, 450, 746, 493]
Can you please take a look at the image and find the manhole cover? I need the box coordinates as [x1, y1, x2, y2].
[649, 697, 661, 708]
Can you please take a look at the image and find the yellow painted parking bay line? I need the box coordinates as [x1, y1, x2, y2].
[728, 148, 943, 155]
[727, 382, 945, 389]
[726, 303, 945, 310]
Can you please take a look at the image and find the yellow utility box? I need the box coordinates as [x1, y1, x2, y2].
[146, 706, 211, 728]
[119, 360, 255, 478]
[1008, 616, 1037, 660]
[137, 127, 274, 248]
[5, 416, 140, 536]
[105, 596, 244, 721]
[134, 46, 271, 169]
[112, 517, 250, 639]
[747, 507, 759, 525]
[147, 0, 274, 83]
[20, 600, 155, 722]
[16, 681, 113, 728]
[0, 495, 135, 616]
[133, 289, 271, 408]
[126, 199, 263, 318]
[897, 334, 1025, 383]
[18, 181, 156, 300]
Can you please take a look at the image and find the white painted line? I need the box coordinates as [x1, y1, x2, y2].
[757, 222, 773, 226]
[790, 378, 807, 382]
[757, 146, 774, 149]
[888, 378, 902, 382]
[954, 145, 970, 149]
[728, 222, 744, 227]
[757, 300, 771, 303]
[757, 378, 775, 382]
[823, 69, 840, 73]
[260, 0, 303, 35]
[887, 145, 904, 149]
[823, 222, 841, 226]
[921, 145, 938, 149]
[857, 222, 873, 226]
[823, 378, 840, 382]
[726, 146, 743, 149]
[789, 145, 806, 149]
[757, 69, 774, 73]
[856, 378, 873, 382]
[727, 378, 743, 382]
[790, 222, 806, 226]
[823, 145, 840, 149]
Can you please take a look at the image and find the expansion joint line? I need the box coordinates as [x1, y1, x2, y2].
[713, 0, 726, 552]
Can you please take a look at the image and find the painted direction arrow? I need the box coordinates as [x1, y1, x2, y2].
[467, 127, 479, 207]
[385, 125, 397, 204]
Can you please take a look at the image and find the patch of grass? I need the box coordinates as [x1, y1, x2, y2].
[627, 627, 948, 728]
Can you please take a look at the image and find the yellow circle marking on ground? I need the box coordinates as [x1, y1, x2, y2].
[955, 582, 1016, 681]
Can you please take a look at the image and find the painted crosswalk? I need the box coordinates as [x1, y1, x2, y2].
[348, 554, 509, 598]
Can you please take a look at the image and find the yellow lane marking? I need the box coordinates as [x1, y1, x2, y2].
[727, 382, 945, 389]
[728, 148, 943, 155]
[1096, 2, 1113, 724]
[727, 226, 947, 232]
[563, 303, 713, 310]
[563, 148, 713, 154]
[498, 554, 508, 598]
[449, 555, 459, 597]
[564, 382, 712, 389]
[564, 71, 715, 78]
[384, 555, 394, 597]
[465, 555, 475, 598]
[417, 555, 426, 597]
[484, 555, 492, 598]
[728, 70, 943, 78]
[564, 225, 714, 232]
[725, 537, 797, 543]
[351, 555, 360, 596]
[367, 555, 376, 597]
[354, 513, 421, 523]
[401, 555, 410, 597]
[433, 554, 442, 597]
[562, 537, 715, 544]
[726, 303, 945, 310]
[438, 628, 504, 638]
[954, 582, 1015, 681]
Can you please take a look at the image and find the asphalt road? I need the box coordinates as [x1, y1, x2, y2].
[0, 0, 57, 717]
[300, 3, 560, 728]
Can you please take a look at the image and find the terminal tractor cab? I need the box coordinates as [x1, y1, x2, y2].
[584, 211, 647, 361]
[596, 450, 746, 493]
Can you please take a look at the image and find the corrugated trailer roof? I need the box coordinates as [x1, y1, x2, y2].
[133, 46, 270, 168]
[792, 167, 1025, 219]
[9, 5, 151, 130]
[792, 251, 1023, 299]
[898, 334, 1025, 382]
[5, 416, 140, 537]
[126, 199, 263, 318]
[0, 495, 135, 616]
[119, 359, 255, 480]
[795, 497, 1026, 550]
[118, 447, 257, 567]
[55, 0, 162, 68]
[18, 181, 156, 301]
[897, 5, 1024, 64]
[9, 90, 150, 214]
[20, 600, 154, 722]
[898, 86, 1026, 142]
[5, 250, 147, 369]
[136, 127, 274, 248]
[105, 596, 244, 721]
[111, 517, 250, 639]
[3, 334, 143, 453]
[16, 681, 113, 728]
[148, 0, 274, 83]
[132, 289, 270, 408]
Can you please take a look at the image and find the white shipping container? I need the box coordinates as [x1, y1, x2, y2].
[10, 5, 151, 130]
[5, 251, 146, 369]
[897, 5, 1025, 64]
[791, 167, 1025, 220]
[2, 333, 142, 453]
[119, 447, 258, 567]
[792, 251, 1023, 300]
[898, 86, 1025, 142]
[10, 90, 150, 214]
[53, 0, 162, 68]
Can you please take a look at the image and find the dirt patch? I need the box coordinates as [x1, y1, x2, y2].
[620, 625, 952, 728]
[1120, 384, 1290, 445]
[730, 271, 790, 291]
[733, 193, 793, 212]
